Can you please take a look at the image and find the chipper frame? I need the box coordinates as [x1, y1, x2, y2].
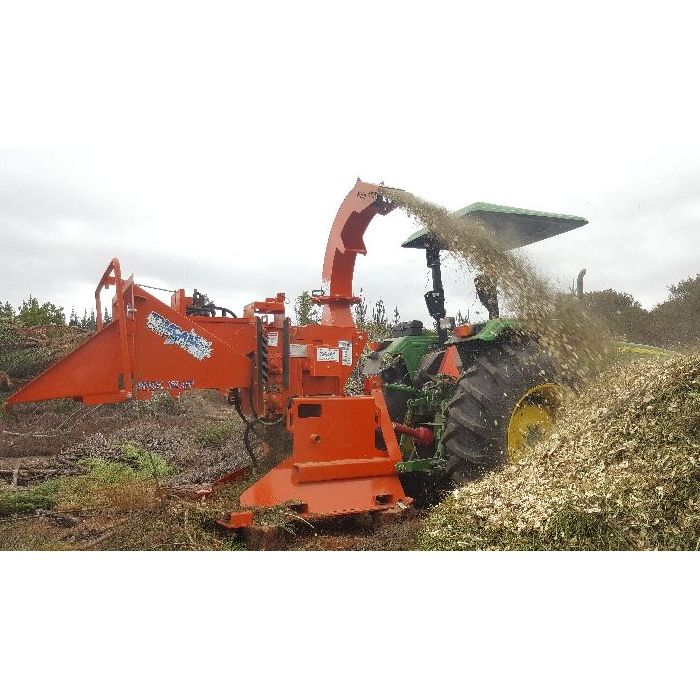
[5, 181, 412, 525]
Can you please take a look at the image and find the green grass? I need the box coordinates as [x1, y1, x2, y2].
[193, 420, 234, 448]
[0, 447, 251, 550]
[0, 487, 58, 518]
[0, 446, 173, 520]
[118, 442, 172, 479]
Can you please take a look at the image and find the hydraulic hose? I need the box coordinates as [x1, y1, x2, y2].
[230, 389, 260, 471]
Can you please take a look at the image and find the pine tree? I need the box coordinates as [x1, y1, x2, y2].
[17, 295, 65, 326]
[392, 306, 401, 327]
[294, 291, 320, 326]
[456, 309, 470, 325]
[371, 299, 387, 328]
[353, 288, 368, 330]
[69, 308, 80, 327]
[0, 301, 14, 320]
[79, 309, 97, 331]
[104, 309, 112, 325]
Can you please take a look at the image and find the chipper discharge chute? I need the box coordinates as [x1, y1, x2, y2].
[5, 180, 589, 526]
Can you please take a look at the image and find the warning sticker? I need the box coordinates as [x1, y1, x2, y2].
[267, 331, 279, 347]
[339, 340, 352, 367]
[290, 344, 308, 358]
[317, 347, 340, 362]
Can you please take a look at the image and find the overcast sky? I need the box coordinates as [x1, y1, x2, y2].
[1, 2, 699, 325]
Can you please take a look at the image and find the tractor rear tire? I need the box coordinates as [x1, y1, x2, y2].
[441, 340, 562, 486]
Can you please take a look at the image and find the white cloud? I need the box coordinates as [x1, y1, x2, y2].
[1, 3, 699, 320]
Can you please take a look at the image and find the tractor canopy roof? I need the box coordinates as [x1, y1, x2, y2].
[401, 202, 588, 251]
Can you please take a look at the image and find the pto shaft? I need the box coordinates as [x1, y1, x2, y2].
[393, 422, 434, 448]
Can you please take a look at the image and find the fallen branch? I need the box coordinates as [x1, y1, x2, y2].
[0, 508, 111, 525]
[0, 405, 103, 439]
[0, 468, 63, 475]
[0, 467, 84, 485]
[77, 519, 130, 550]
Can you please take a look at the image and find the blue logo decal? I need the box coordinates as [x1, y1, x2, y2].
[146, 312, 213, 361]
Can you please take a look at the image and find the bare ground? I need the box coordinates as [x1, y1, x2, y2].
[0, 391, 422, 551]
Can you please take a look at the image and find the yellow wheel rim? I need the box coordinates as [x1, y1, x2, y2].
[507, 383, 562, 462]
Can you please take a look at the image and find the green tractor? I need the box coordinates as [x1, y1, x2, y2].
[364, 203, 589, 492]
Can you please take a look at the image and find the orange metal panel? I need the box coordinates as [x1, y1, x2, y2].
[5, 279, 257, 407]
[239, 391, 409, 516]
[240, 459, 407, 515]
[287, 396, 381, 462]
[130, 287, 254, 399]
[295, 457, 398, 483]
[221, 511, 255, 529]
[5, 322, 130, 407]
[453, 324, 474, 338]
[319, 180, 396, 327]
[438, 345, 462, 379]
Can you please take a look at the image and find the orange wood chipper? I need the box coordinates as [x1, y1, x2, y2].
[5, 179, 590, 527]
[5, 181, 416, 526]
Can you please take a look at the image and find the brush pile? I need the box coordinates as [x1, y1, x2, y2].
[46, 416, 263, 486]
[0, 320, 90, 381]
[422, 353, 700, 550]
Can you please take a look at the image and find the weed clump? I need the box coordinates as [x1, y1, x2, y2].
[0, 487, 57, 518]
[194, 421, 235, 448]
[118, 442, 172, 478]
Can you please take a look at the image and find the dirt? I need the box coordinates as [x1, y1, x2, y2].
[2, 391, 255, 473]
[277, 510, 423, 551]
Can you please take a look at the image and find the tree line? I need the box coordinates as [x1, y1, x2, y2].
[294, 272, 700, 350]
[3, 272, 698, 349]
[0, 295, 111, 330]
[294, 288, 406, 341]
[580, 273, 700, 349]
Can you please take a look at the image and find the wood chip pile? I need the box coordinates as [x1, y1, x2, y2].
[422, 353, 700, 550]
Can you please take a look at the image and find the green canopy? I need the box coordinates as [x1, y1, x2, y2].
[402, 202, 588, 251]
